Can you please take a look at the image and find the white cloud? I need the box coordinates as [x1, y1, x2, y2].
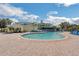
[56, 1, 78, 7]
[0, 3, 79, 25]
[44, 10, 79, 25]
[45, 11, 69, 25]
[61, 0, 78, 7]
[0, 3, 39, 22]
[71, 18, 79, 24]
[57, 3, 76, 7]
[47, 11, 58, 16]
[60, 3, 76, 7]
[0, 4, 27, 16]
[63, 3, 76, 7]
[44, 15, 79, 25]
[20, 14, 39, 22]
[44, 16, 69, 25]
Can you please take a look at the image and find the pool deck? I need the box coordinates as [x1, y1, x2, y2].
[0, 32, 79, 56]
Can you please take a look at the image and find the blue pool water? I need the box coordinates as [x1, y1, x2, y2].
[22, 32, 64, 40]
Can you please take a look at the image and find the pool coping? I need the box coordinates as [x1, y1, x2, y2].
[19, 32, 68, 41]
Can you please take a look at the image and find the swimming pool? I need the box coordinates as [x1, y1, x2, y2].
[22, 32, 64, 40]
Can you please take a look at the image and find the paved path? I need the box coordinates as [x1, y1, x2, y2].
[0, 32, 79, 56]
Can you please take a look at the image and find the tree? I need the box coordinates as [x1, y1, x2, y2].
[0, 18, 12, 28]
[6, 18, 13, 25]
[0, 19, 7, 28]
[59, 22, 70, 31]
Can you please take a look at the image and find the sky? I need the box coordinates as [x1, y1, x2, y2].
[0, 3, 79, 25]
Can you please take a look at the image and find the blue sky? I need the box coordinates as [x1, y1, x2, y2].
[11, 3, 79, 18]
[11, 3, 59, 19]
[0, 3, 79, 25]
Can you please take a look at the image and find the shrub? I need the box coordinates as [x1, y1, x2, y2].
[1, 28, 6, 32]
[31, 30, 39, 32]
